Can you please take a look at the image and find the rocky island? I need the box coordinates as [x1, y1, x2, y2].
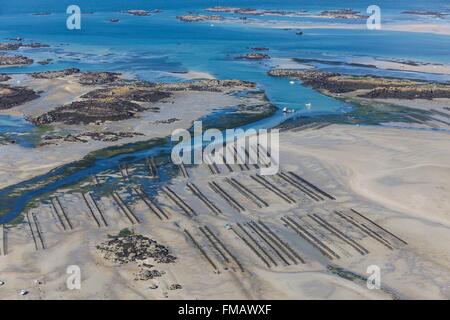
[0, 55, 33, 67]
[268, 69, 450, 100]
[120, 9, 161, 16]
[318, 9, 368, 19]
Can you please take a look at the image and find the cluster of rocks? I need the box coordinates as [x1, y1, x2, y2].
[134, 262, 164, 281]
[236, 53, 270, 60]
[153, 118, 180, 124]
[31, 68, 80, 79]
[0, 55, 33, 66]
[0, 84, 39, 109]
[78, 72, 121, 85]
[0, 41, 49, 51]
[319, 9, 368, 19]
[32, 99, 146, 125]
[97, 234, 177, 264]
[37, 59, 52, 65]
[205, 6, 299, 16]
[0, 137, 16, 145]
[268, 68, 450, 100]
[359, 86, 450, 100]
[176, 15, 224, 22]
[0, 42, 21, 51]
[22, 42, 49, 48]
[0, 74, 11, 82]
[26, 72, 257, 126]
[152, 79, 256, 92]
[120, 9, 161, 16]
[169, 284, 182, 290]
[401, 10, 449, 19]
[81, 87, 171, 103]
[41, 131, 145, 145]
[249, 47, 269, 51]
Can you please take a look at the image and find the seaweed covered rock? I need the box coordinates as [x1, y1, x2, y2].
[31, 68, 80, 79]
[32, 99, 145, 125]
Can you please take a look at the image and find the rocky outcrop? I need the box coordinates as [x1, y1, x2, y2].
[0, 74, 11, 82]
[176, 15, 224, 22]
[401, 10, 449, 18]
[0, 55, 33, 66]
[32, 99, 146, 125]
[0, 85, 39, 109]
[96, 234, 177, 264]
[31, 78, 257, 125]
[0, 42, 22, 50]
[93, 232, 177, 283]
[22, 42, 49, 48]
[205, 7, 298, 16]
[319, 9, 368, 19]
[237, 53, 270, 60]
[120, 9, 160, 16]
[79, 72, 121, 85]
[81, 87, 171, 103]
[41, 131, 145, 145]
[0, 41, 49, 52]
[268, 68, 450, 99]
[31, 68, 80, 79]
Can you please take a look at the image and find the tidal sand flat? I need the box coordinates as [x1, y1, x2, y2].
[1, 125, 449, 299]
